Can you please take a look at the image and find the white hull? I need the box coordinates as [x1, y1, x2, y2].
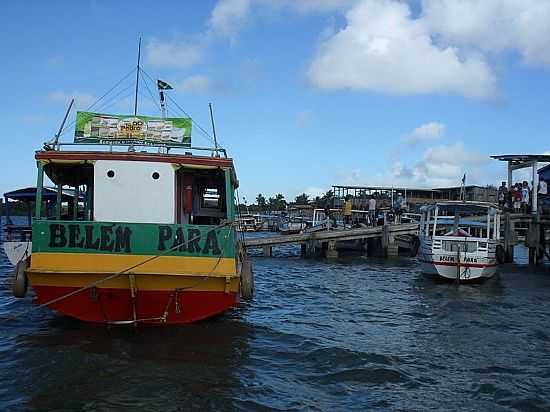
[3, 241, 32, 266]
[419, 237, 497, 281]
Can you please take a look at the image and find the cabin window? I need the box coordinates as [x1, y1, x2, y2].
[41, 163, 94, 221]
[202, 188, 220, 208]
[175, 168, 229, 225]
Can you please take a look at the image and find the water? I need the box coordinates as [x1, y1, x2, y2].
[1, 223, 550, 411]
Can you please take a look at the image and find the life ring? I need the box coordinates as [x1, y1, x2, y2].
[240, 259, 254, 301]
[496, 245, 506, 264]
[13, 257, 29, 298]
[410, 236, 421, 257]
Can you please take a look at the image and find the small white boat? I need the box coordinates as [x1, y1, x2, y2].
[418, 201, 501, 282]
[237, 214, 258, 232]
[278, 219, 307, 235]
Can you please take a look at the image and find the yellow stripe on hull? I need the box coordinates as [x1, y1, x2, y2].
[27, 272, 240, 293]
[30, 252, 237, 276]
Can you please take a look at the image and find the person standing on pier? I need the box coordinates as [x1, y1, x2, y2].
[343, 196, 353, 227]
[538, 179, 548, 214]
[521, 181, 530, 214]
[368, 196, 377, 226]
[394, 193, 404, 224]
[513, 185, 522, 213]
[498, 181, 508, 209]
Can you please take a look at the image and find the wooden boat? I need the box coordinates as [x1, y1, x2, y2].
[4, 63, 253, 324]
[418, 201, 501, 281]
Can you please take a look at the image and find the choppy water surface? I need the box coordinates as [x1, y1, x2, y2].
[1, 226, 549, 411]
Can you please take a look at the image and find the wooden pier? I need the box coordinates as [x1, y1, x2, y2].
[502, 213, 550, 264]
[244, 213, 549, 263]
[243, 223, 419, 258]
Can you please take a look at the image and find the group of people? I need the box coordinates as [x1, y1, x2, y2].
[497, 180, 548, 213]
[339, 195, 378, 227]
[340, 193, 406, 227]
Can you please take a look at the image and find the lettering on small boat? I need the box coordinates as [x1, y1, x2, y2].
[438, 255, 479, 263]
[49, 224, 132, 252]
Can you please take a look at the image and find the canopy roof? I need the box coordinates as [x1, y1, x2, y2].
[4, 187, 79, 202]
[491, 154, 550, 164]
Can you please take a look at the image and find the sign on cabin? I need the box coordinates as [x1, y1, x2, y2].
[74, 111, 192, 147]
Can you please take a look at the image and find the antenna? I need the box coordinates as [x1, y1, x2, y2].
[209, 102, 220, 157]
[134, 37, 141, 117]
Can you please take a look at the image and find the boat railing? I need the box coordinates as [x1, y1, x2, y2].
[49, 142, 228, 158]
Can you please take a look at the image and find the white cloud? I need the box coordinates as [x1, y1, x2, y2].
[402, 122, 446, 145]
[178, 75, 212, 94]
[209, 0, 251, 39]
[421, 0, 550, 67]
[264, 0, 354, 14]
[308, 0, 497, 99]
[392, 142, 491, 187]
[48, 91, 97, 109]
[145, 38, 204, 69]
[304, 186, 326, 198]
[208, 0, 354, 40]
[338, 141, 494, 188]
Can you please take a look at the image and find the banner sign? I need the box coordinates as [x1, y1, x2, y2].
[74, 111, 192, 147]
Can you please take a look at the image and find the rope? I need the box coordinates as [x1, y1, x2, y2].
[56, 67, 137, 138]
[103, 228, 231, 325]
[140, 75, 162, 113]
[139, 68, 218, 145]
[3, 221, 233, 322]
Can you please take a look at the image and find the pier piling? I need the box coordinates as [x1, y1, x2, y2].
[325, 241, 338, 259]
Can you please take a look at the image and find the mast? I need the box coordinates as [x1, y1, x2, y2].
[209, 102, 219, 156]
[134, 37, 141, 117]
[51, 98, 74, 148]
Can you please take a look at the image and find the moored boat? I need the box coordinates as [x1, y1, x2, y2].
[418, 201, 501, 282]
[237, 214, 258, 232]
[3, 63, 253, 324]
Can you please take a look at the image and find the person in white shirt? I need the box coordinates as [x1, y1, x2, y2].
[368, 196, 376, 226]
[538, 179, 548, 214]
[521, 181, 530, 214]
[539, 180, 548, 195]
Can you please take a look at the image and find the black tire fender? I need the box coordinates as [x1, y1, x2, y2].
[13, 257, 29, 298]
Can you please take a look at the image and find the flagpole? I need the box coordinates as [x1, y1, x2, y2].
[134, 37, 141, 117]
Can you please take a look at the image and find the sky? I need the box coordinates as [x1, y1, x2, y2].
[1, 0, 550, 204]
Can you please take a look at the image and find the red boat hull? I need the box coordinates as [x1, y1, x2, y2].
[33, 285, 239, 324]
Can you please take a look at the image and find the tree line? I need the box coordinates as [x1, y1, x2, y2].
[239, 191, 335, 212]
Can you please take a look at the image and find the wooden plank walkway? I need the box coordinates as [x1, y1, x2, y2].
[243, 223, 419, 248]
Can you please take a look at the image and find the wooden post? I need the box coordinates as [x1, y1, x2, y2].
[361, 239, 368, 256]
[35, 162, 44, 219]
[532, 161, 539, 215]
[262, 246, 272, 257]
[306, 240, 317, 258]
[387, 236, 399, 257]
[503, 212, 514, 263]
[325, 240, 338, 259]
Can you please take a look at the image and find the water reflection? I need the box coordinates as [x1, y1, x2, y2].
[11, 312, 253, 411]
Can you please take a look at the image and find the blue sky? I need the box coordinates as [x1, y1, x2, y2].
[1, 0, 550, 203]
